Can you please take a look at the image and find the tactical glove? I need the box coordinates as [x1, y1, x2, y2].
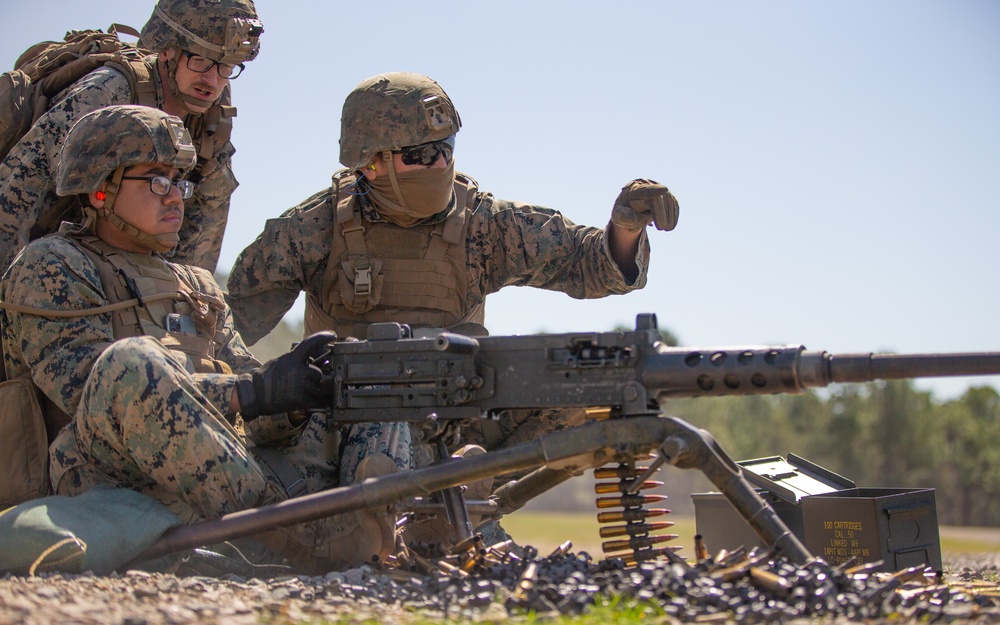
[611, 179, 680, 232]
[235, 331, 338, 420]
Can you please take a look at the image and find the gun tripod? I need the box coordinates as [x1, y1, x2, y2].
[137, 414, 811, 568]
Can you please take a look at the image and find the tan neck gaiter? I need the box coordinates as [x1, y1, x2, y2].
[367, 159, 456, 227]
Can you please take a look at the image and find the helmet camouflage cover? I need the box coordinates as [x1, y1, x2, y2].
[139, 0, 263, 64]
[56, 105, 197, 196]
[340, 72, 461, 170]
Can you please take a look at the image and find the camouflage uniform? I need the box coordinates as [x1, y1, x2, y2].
[0, 0, 261, 273]
[229, 185, 649, 344]
[0, 233, 410, 522]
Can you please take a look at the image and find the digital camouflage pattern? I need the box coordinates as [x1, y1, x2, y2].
[339, 72, 461, 171]
[55, 105, 196, 196]
[0, 63, 237, 272]
[228, 182, 650, 346]
[53, 336, 274, 519]
[140, 0, 263, 65]
[289, 417, 410, 492]
[0, 234, 409, 525]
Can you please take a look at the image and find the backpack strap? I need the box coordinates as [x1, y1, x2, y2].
[185, 86, 236, 182]
[105, 56, 158, 109]
[107, 24, 141, 39]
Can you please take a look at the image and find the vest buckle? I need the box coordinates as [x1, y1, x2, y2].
[354, 263, 373, 296]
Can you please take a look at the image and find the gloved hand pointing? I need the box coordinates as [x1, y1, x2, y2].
[611, 179, 679, 232]
[236, 331, 338, 420]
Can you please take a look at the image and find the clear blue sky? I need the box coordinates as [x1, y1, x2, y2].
[2, 1, 998, 399]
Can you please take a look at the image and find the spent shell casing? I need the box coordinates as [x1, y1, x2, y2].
[715, 545, 748, 568]
[897, 584, 951, 601]
[435, 558, 467, 577]
[749, 566, 792, 594]
[708, 551, 772, 582]
[450, 533, 483, 554]
[487, 539, 515, 556]
[409, 551, 439, 575]
[713, 549, 729, 565]
[694, 534, 709, 562]
[621, 546, 690, 569]
[459, 551, 484, 573]
[513, 562, 539, 601]
[547, 540, 573, 558]
[844, 560, 885, 576]
[890, 565, 932, 584]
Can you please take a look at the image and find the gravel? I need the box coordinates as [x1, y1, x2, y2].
[2, 551, 999, 625]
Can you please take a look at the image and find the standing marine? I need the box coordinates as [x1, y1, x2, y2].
[0, 105, 407, 573]
[0, 0, 264, 273]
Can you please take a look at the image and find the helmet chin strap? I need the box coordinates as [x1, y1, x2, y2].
[93, 166, 180, 254]
[382, 151, 410, 213]
[164, 50, 217, 115]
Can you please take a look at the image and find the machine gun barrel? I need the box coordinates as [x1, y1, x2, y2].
[644, 346, 1000, 401]
[826, 352, 1000, 384]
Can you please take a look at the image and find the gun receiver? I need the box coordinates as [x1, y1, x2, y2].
[310, 313, 1000, 422]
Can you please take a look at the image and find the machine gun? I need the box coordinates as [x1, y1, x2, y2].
[139, 314, 1000, 566]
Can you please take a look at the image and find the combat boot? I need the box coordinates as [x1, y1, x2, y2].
[403, 444, 493, 554]
[311, 453, 398, 568]
[255, 454, 399, 573]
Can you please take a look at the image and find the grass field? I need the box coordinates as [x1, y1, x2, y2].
[502, 510, 1000, 560]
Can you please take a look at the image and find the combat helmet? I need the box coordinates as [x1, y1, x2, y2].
[140, 0, 262, 113]
[140, 0, 263, 65]
[340, 72, 461, 171]
[56, 105, 197, 252]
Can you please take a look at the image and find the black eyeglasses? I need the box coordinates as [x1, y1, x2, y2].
[182, 51, 245, 80]
[120, 175, 196, 200]
[397, 135, 455, 166]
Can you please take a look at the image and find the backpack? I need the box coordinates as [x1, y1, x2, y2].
[0, 373, 49, 509]
[0, 24, 154, 161]
[0, 27, 155, 508]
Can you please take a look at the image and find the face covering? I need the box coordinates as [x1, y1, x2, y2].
[366, 158, 456, 227]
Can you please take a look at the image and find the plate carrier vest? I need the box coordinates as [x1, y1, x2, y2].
[68, 232, 232, 375]
[304, 170, 487, 339]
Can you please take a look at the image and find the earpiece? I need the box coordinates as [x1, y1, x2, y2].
[95, 191, 107, 201]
